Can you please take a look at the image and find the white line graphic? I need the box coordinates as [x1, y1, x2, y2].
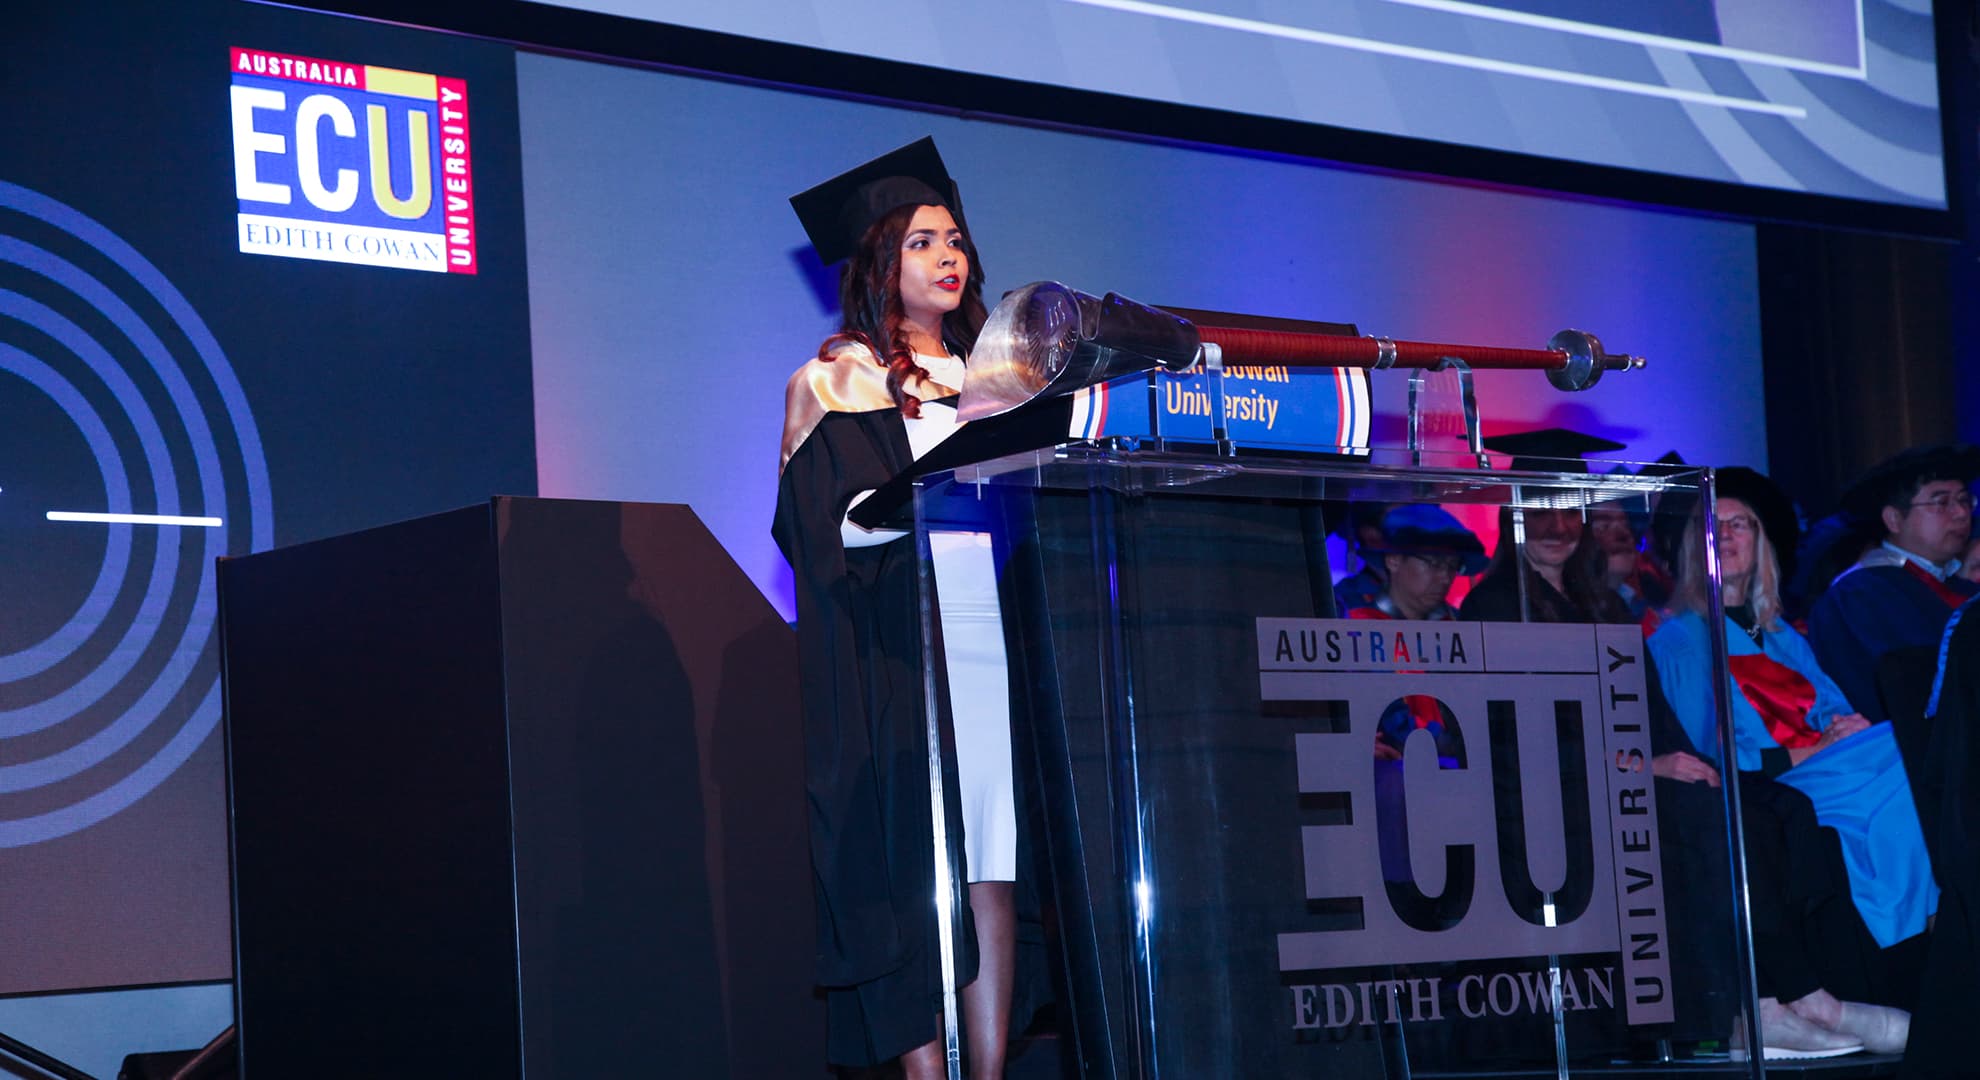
[47, 511, 225, 528]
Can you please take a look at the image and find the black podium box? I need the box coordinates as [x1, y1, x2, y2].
[217, 497, 819, 1078]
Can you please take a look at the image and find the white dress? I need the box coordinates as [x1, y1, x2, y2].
[840, 352, 1018, 883]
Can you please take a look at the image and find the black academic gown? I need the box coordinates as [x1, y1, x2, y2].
[1456, 562, 1625, 625]
[1902, 597, 1980, 1078]
[1809, 563, 1977, 721]
[1456, 567, 1539, 623]
[773, 405, 978, 1067]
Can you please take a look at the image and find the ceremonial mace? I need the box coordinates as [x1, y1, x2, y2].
[958, 281, 1645, 458]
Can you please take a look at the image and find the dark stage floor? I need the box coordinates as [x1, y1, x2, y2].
[1414, 1054, 1903, 1078]
[1001, 1036, 1904, 1079]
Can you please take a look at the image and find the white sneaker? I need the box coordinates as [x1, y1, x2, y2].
[1756, 996, 1865, 1060]
[1786, 987, 1844, 1031]
[1833, 1001, 1909, 1054]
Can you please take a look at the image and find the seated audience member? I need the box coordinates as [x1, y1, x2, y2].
[1332, 501, 1398, 613]
[1591, 503, 1671, 620]
[1457, 455, 1860, 1054]
[1462, 427, 1633, 624]
[1456, 434, 1898, 1057]
[1720, 465, 1803, 612]
[1650, 476, 1931, 1054]
[1343, 505, 1486, 620]
[1809, 445, 1980, 720]
[1458, 503, 1632, 624]
[1652, 468, 1801, 623]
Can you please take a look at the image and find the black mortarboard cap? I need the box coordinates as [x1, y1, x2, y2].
[1643, 449, 1696, 568]
[790, 137, 961, 265]
[1836, 444, 1980, 519]
[1481, 427, 1626, 474]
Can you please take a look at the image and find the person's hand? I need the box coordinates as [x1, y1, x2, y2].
[1651, 751, 1720, 787]
[1790, 713, 1872, 765]
[1820, 713, 1871, 744]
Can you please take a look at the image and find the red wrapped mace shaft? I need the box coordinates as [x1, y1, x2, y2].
[1193, 323, 1642, 392]
[956, 283, 1646, 422]
[1198, 325, 1621, 372]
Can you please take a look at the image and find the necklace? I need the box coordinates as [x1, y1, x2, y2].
[1727, 604, 1763, 645]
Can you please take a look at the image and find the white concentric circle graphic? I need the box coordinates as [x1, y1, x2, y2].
[0, 180, 272, 846]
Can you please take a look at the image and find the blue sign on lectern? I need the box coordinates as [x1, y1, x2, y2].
[1068, 363, 1372, 453]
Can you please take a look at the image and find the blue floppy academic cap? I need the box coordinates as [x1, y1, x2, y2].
[1363, 505, 1489, 575]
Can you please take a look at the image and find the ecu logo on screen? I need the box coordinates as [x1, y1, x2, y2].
[229, 47, 477, 274]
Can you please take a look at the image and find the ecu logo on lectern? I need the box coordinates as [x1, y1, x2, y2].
[1260, 618, 1674, 1027]
[228, 47, 477, 274]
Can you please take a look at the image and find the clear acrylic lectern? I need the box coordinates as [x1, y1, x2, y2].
[911, 446, 1760, 1080]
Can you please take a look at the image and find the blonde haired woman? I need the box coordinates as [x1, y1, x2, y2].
[1649, 469, 1928, 1055]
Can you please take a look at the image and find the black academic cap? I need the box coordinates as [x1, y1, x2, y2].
[1348, 500, 1391, 533]
[1837, 444, 1980, 519]
[1716, 466, 1801, 578]
[1481, 427, 1627, 474]
[790, 137, 961, 265]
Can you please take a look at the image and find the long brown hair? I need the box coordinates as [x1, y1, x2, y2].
[1476, 505, 1633, 623]
[817, 202, 988, 417]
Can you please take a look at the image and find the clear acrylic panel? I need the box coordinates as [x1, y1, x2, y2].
[912, 445, 1757, 1080]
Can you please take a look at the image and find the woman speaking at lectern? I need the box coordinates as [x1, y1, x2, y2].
[773, 138, 1021, 1078]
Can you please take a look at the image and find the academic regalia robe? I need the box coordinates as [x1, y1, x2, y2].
[1612, 552, 1673, 620]
[1639, 657, 1908, 1023]
[1456, 563, 1629, 625]
[1808, 563, 1977, 722]
[1460, 563, 1880, 1030]
[1903, 597, 1980, 1077]
[1648, 612, 1937, 947]
[1332, 564, 1386, 613]
[1345, 594, 1458, 620]
[774, 354, 979, 1067]
[1454, 565, 1540, 623]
